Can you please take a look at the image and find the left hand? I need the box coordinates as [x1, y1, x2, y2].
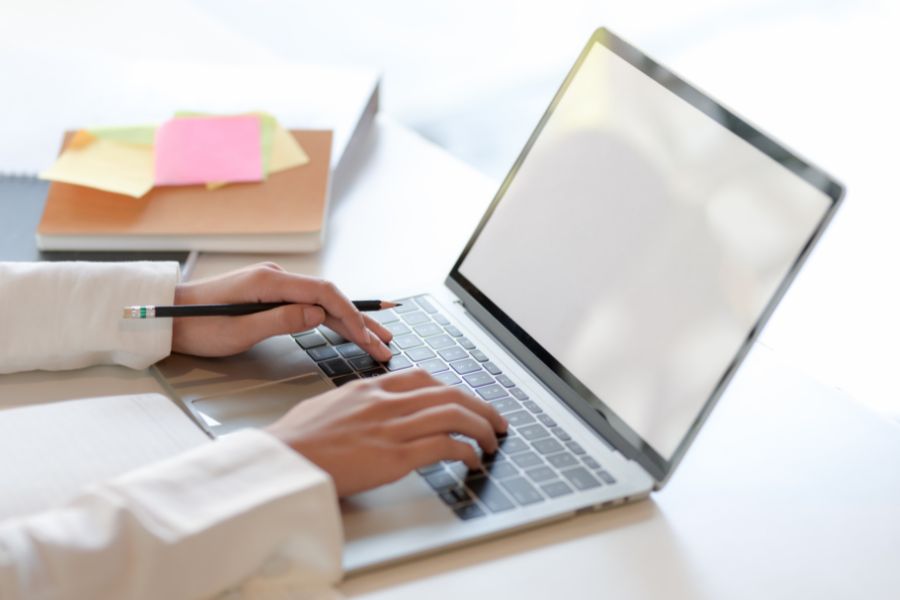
[171, 262, 393, 359]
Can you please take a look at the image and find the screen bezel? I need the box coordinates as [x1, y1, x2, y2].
[446, 27, 844, 486]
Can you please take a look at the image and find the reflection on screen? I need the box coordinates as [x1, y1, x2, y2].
[459, 42, 831, 459]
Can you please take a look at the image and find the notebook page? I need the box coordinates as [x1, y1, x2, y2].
[0, 393, 209, 519]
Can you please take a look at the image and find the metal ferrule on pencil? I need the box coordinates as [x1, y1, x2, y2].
[123, 305, 156, 319]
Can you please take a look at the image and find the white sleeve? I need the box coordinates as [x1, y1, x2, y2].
[0, 429, 344, 600]
[0, 261, 179, 374]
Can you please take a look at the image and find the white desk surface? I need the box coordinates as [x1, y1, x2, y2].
[2, 117, 899, 599]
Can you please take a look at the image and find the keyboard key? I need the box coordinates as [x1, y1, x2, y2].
[406, 346, 436, 361]
[453, 384, 479, 397]
[433, 313, 450, 325]
[550, 427, 571, 441]
[496, 374, 515, 388]
[332, 374, 359, 386]
[319, 358, 352, 377]
[546, 452, 579, 470]
[511, 451, 544, 469]
[417, 462, 444, 475]
[295, 332, 326, 348]
[425, 471, 458, 490]
[402, 311, 431, 325]
[438, 486, 470, 506]
[450, 358, 481, 374]
[453, 502, 486, 520]
[532, 438, 565, 455]
[457, 337, 476, 350]
[418, 358, 449, 374]
[491, 397, 521, 414]
[415, 296, 438, 314]
[524, 466, 557, 483]
[348, 355, 377, 371]
[582, 457, 602, 470]
[518, 424, 550, 441]
[463, 371, 494, 388]
[388, 341, 401, 356]
[477, 384, 508, 401]
[597, 470, 617, 485]
[368, 309, 399, 324]
[566, 441, 586, 455]
[537, 414, 557, 428]
[485, 462, 518, 479]
[359, 368, 387, 377]
[393, 334, 424, 349]
[498, 436, 529, 454]
[386, 355, 413, 371]
[504, 410, 536, 427]
[384, 321, 411, 336]
[393, 301, 418, 314]
[414, 323, 443, 337]
[434, 371, 462, 385]
[307, 345, 338, 361]
[541, 481, 574, 498]
[426, 334, 456, 349]
[319, 326, 347, 345]
[335, 343, 366, 358]
[470, 349, 489, 362]
[511, 388, 530, 401]
[464, 475, 515, 512]
[438, 346, 468, 362]
[501, 477, 544, 505]
[444, 325, 463, 337]
[483, 361, 502, 375]
[561, 467, 602, 490]
[521, 400, 542, 413]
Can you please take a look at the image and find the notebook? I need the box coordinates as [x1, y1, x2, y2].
[0, 393, 208, 519]
[35, 130, 333, 253]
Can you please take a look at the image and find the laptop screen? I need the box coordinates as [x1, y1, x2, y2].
[450, 31, 841, 479]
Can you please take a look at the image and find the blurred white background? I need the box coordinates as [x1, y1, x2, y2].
[2, 0, 898, 417]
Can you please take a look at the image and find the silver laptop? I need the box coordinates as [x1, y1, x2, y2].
[154, 28, 843, 574]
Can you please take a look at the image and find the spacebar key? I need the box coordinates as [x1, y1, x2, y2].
[465, 475, 515, 512]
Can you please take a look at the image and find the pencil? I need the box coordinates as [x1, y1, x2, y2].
[122, 300, 400, 319]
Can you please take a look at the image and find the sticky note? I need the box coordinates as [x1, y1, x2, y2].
[269, 121, 309, 173]
[39, 137, 154, 198]
[88, 125, 156, 146]
[154, 115, 263, 186]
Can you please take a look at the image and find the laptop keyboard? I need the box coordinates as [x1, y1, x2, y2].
[291, 295, 617, 520]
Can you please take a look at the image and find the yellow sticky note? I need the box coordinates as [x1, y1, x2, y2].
[269, 122, 309, 173]
[39, 138, 154, 198]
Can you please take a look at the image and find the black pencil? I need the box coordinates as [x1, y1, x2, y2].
[122, 300, 400, 319]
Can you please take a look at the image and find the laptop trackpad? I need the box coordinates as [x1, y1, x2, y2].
[193, 373, 334, 435]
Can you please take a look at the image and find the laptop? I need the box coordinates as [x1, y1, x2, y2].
[154, 28, 844, 573]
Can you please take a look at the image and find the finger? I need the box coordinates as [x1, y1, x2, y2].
[231, 304, 326, 342]
[399, 435, 481, 471]
[362, 313, 393, 343]
[374, 368, 445, 393]
[254, 272, 374, 354]
[323, 316, 392, 361]
[388, 385, 508, 433]
[387, 403, 499, 454]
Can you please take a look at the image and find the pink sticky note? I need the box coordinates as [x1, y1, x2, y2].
[154, 115, 263, 185]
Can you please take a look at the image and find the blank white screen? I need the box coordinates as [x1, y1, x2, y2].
[459, 42, 830, 459]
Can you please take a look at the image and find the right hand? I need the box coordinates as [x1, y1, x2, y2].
[265, 369, 508, 497]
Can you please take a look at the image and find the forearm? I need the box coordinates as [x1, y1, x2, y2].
[0, 429, 343, 600]
[0, 261, 179, 373]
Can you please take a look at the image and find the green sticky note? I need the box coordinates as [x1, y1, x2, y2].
[87, 125, 157, 146]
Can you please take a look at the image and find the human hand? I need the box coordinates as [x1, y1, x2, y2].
[264, 369, 508, 497]
[171, 262, 392, 359]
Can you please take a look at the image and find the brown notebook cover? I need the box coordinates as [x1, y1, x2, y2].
[36, 130, 332, 252]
